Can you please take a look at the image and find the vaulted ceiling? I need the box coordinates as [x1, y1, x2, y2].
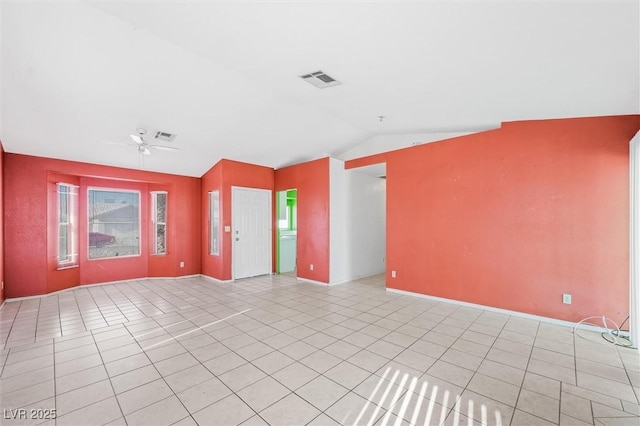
[1, 1, 638, 177]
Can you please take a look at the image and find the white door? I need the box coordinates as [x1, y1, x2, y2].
[232, 187, 272, 280]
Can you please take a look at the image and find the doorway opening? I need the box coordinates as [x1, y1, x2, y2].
[341, 163, 386, 284]
[276, 189, 297, 275]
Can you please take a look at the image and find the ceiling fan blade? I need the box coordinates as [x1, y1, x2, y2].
[130, 134, 144, 144]
[150, 145, 179, 152]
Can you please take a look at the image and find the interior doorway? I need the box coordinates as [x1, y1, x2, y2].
[276, 189, 297, 274]
[340, 163, 386, 282]
[232, 187, 272, 280]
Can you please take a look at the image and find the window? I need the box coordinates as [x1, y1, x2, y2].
[58, 183, 78, 268]
[88, 189, 140, 259]
[151, 191, 167, 255]
[209, 190, 220, 255]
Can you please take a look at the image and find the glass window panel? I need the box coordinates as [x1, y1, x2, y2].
[156, 224, 166, 254]
[151, 191, 167, 255]
[156, 193, 167, 223]
[209, 191, 219, 256]
[58, 225, 69, 261]
[88, 189, 140, 259]
[57, 183, 78, 267]
[59, 191, 68, 223]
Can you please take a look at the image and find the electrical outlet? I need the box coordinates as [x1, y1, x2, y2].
[391, 270, 397, 278]
[180, 261, 185, 268]
[310, 264, 314, 271]
[562, 293, 571, 304]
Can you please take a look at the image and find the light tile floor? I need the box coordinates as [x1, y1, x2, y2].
[0, 274, 638, 426]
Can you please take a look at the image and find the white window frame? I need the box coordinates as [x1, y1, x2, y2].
[57, 183, 79, 269]
[209, 190, 220, 256]
[87, 187, 141, 260]
[151, 191, 168, 255]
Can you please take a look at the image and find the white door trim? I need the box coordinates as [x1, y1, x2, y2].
[231, 186, 272, 281]
[630, 131, 640, 349]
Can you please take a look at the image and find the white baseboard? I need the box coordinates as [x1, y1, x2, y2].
[387, 287, 635, 343]
[297, 277, 330, 286]
[329, 271, 385, 286]
[327, 279, 351, 286]
[2, 274, 204, 304]
[199, 274, 234, 284]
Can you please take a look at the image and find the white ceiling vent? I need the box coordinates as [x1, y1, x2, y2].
[153, 131, 176, 142]
[299, 71, 342, 89]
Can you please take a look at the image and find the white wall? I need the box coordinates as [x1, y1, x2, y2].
[329, 158, 348, 283]
[330, 158, 386, 284]
[630, 131, 640, 349]
[337, 131, 494, 161]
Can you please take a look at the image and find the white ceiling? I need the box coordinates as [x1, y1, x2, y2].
[1, 1, 638, 177]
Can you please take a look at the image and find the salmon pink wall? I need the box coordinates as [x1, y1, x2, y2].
[201, 160, 224, 280]
[201, 159, 274, 281]
[0, 143, 4, 304]
[4, 154, 201, 298]
[347, 115, 640, 323]
[275, 158, 330, 283]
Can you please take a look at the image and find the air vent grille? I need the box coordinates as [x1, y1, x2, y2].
[153, 131, 176, 142]
[299, 70, 341, 89]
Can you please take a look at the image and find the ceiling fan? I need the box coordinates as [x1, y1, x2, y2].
[103, 128, 179, 156]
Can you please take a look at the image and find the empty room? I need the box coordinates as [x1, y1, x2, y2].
[0, 1, 639, 426]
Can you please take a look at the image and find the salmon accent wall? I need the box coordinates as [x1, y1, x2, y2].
[275, 158, 330, 283]
[201, 159, 275, 281]
[347, 115, 640, 323]
[0, 143, 4, 304]
[4, 154, 201, 298]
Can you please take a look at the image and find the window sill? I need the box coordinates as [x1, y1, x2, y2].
[88, 254, 141, 261]
[57, 264, 79, 271]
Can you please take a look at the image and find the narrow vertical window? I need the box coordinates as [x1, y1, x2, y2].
[151, 191, 167, 255]
[209, 190, 220, 255]
[58, 183, 79, 268]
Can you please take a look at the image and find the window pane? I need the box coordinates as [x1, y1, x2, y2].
[210, 191, 219, 256]
[57, 183, 78, 267]
[88, 189, 140, 259]
[156, 224, 166, 254]
[59, 191, 68, 223]
[156, 193, 167, 223]
[58, 224, 69, 261]
[152, 192, 167, 255]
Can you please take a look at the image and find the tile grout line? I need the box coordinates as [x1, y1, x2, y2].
[429, 308, 513, 424]
[3, 275, 639, 426]
[135, 310, 253, 424]
[52, 334, 58, 424]
[517, 317, 544, 424]
[108, 319, 183, 424]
